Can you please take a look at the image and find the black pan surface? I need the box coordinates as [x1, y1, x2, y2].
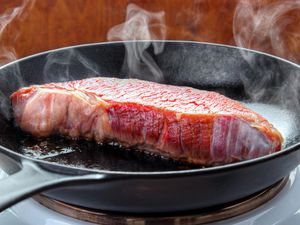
[0, 41, 300, 213]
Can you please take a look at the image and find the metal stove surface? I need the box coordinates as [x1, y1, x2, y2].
[1, 166, 300, 225]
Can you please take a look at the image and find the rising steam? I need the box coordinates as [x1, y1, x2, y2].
[233, 0, 300, 62]
[0, 0, 35, 119]
[233, 0, 300, 112]
[107, 3, 166, 82]
[0, 0, 35, 65]
[43, 49, 100, 83]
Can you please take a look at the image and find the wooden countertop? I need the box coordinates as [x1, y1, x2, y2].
[0, 0, 299, 64]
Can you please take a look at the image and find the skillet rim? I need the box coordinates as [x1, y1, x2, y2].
[0, 40, 299, 176]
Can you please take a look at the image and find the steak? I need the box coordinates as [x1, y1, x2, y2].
[11, 77, 283, 165]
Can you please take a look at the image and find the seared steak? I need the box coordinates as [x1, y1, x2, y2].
[11, 77, 283, 165]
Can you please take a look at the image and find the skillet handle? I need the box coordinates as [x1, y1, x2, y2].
[0, 160, 108, 212]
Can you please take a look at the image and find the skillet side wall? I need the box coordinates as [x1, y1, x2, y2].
[44, 148, 300, 213]
[0, 41, 300, 213]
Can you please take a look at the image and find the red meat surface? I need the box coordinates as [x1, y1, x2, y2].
[11, 77, 283, 165]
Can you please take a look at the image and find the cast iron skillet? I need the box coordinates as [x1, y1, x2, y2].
[0, 41, 300, 213]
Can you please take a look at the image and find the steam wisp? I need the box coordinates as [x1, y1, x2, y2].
[233, 0, 300, 113]
[0, 0, 35, 119]
[107, 3, 166, 82]
[0, 0, 35, 65]
[43, 49, 100, 83]
[233, 0, 300, 63]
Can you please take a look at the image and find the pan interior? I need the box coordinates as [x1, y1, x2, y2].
[0, 41, 300, 172]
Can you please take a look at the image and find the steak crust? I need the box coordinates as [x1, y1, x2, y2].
[11, 77, 283, 165]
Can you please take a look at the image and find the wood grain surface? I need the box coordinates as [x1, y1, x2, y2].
[0, 0, 299, 64]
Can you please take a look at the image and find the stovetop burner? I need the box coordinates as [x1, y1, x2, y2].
[34, 178, 287, 225]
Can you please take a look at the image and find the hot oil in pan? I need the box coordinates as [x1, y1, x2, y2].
[20, 135, 200, 172]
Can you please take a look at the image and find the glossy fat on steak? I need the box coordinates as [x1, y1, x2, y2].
[11, 77, 283, 165]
